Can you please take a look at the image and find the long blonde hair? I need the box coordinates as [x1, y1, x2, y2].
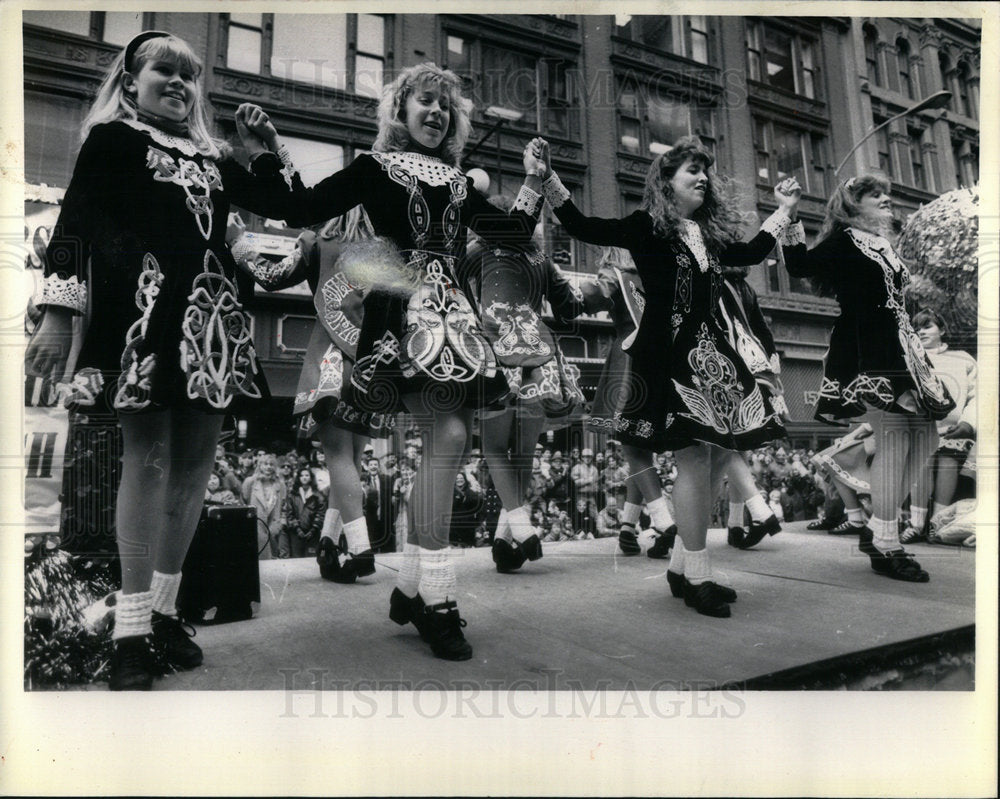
[372, 63, 472, 167]
[82, 34, 228, 160]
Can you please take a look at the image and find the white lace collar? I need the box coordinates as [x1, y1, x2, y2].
[847, 227, 908, 274]
[368, 150, 463, 187]
[121, 117, 205, 158]
[679, 219, 711, 272]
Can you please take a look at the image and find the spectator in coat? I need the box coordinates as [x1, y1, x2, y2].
[361, 456, 394, 553]
[286, 467, 327, 558]
[242, 453, 288, 559]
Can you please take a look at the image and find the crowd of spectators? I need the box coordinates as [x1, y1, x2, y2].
[206, 429, 833, 559]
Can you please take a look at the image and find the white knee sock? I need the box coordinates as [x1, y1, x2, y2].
[909, 505, 927, 530]
[847, 506, 867, 526]
[647, 497, 674, 531]
[621, 502, 643, 528]
[668, 538, 686, 574]
[684, 548, 710, 585]
[396, 542, 421, 598]
[342, 516, 371, 554]
[113, 590, 153, 640]
[727, 502, 745, 528]
[870, 516, 899, 552]
[417, 548, 456, 607]
[320, 508, 342, 542]
[745, 494, 771, 523]
[495, 508, 512, 542]
[150, 571, 182, 618]
[509, 506, 535, 543]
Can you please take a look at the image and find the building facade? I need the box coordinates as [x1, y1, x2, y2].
[22, 10, 981, 449]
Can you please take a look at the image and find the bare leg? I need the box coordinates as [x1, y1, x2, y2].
[153, 407, 224, 574]
[672, 443, 713, 553]
[117, 411, 171, 594]
[481, 408, 518, 509]
[622, 444, 660, 505]
[316, 421, 364, 524]
[932, 454, 961, 508]
[869, 410, 911, 522]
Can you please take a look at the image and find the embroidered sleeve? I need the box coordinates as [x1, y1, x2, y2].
[541, 173, 571, 208]
[512, 184, 543, 217]
[759, 208, 792, 239]
[781, 221, 806, 247]
[40, 273, 87, 313]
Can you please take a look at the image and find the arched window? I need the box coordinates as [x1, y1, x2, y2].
[896, 38, 914, 99]
[863, 25, 881, 86]
[938, 52, 954, 110]
[956, 61, 975, 119]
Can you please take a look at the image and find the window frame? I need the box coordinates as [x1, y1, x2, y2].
[615, 77, 716, 157]
[745, 19, 821, 100]
[221, 12, 393, 97]
[751, 115, 830, 197]
[23, 10, 155, 44]
[613, 15, 714, 63]
[896, 38, 914, 100]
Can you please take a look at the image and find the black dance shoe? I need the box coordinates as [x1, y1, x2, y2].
[389, 588, 430, 641]
[108, 635, 155, 691]
[329, 550, 376, 584]
[317, 536, 341, 581]
[421, 600, 472, 661]
[519, 534, 543, 561]
[807, 518, 835, 531]
[666, 569, 684, 598]
[738, 515, 782, 549]
[492, 538, 527, 573]
[647, 525, 677, 559]
[727, 526, 747, 548]
[151, 611, 203, 672]
[858, 528, 930, 582]
[618, 527, 641, 556]
[828, 519, 861, 535]
[682, 579, 732, 618]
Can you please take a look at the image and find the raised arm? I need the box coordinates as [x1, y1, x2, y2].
[541, 170, 648, 248]
[720, 179, 800, 266]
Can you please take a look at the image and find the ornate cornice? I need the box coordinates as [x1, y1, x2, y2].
[919, 25, 944, 48]
[609, 37, 722, 95]
[746, 80, 829, 128]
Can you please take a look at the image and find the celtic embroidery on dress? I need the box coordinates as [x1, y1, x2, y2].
[314, 343, 345, 398]
[179, 250, 261, 409]
[319, 271, 362, 354]
[487, 301, 550, 358]
[114, 253, 164, 410]
[146, 146, 223, 240]
[674, 323, 766, 434]
[351, 331, 401, 396]
[401, 259, 496, 382]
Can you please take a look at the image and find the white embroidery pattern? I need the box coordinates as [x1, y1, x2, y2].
[759, 208, 791, 240]
[146, 146, 223, 240]
[114, 253, 164, 410]
[512, 185, 543, 216]
[486, 301, 551, 358]
[781, 221, 806, 247]
[314, 343, 344, 397]
[351, 331, 401, 396]
[401, 259, 495, 382]
[541, 173, 571, 208]
[840, 374, 894, 407]
[679, 220, 712, 273]
[41, 273, 87, 313]
[179, 250, 261, 409]
[319, 271, 362, 350]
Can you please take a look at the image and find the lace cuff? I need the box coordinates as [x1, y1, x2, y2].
[40, 273, 87, 313]
[759, 208, 791, 239]
[512, 184, 543, 217]
[541, 173, 571, 208]
[781, 221, 806, 247]
[229, 236, 257, 265]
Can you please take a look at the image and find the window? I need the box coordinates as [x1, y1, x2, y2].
[443, 32, 579, 137]
[753, 117, 829, 195]
[224, 13, 390, 98]
[745, 20, 819, 99]
[896, 39, 914, 99]
[279, 135, 345, 188]
[956, 62, 975, 119]
[863, 25, 881, 86]
[908, 128, 926, 190]
[874, 118, 894, 178]
[614, 15, 712, 63]
[952, 142, 965, 187]
[616, 80, 715, 156]
[23, 10, 145, 46]
[938, 53, 955, 110]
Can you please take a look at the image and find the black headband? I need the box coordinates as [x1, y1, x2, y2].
[124, 30, 171, 72]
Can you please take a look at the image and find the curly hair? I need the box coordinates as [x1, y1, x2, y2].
[83, 34, 228, 160]
[641, 136, 746, 253]
[372, 63, 472, 167]
[816, 174, 893, 243]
